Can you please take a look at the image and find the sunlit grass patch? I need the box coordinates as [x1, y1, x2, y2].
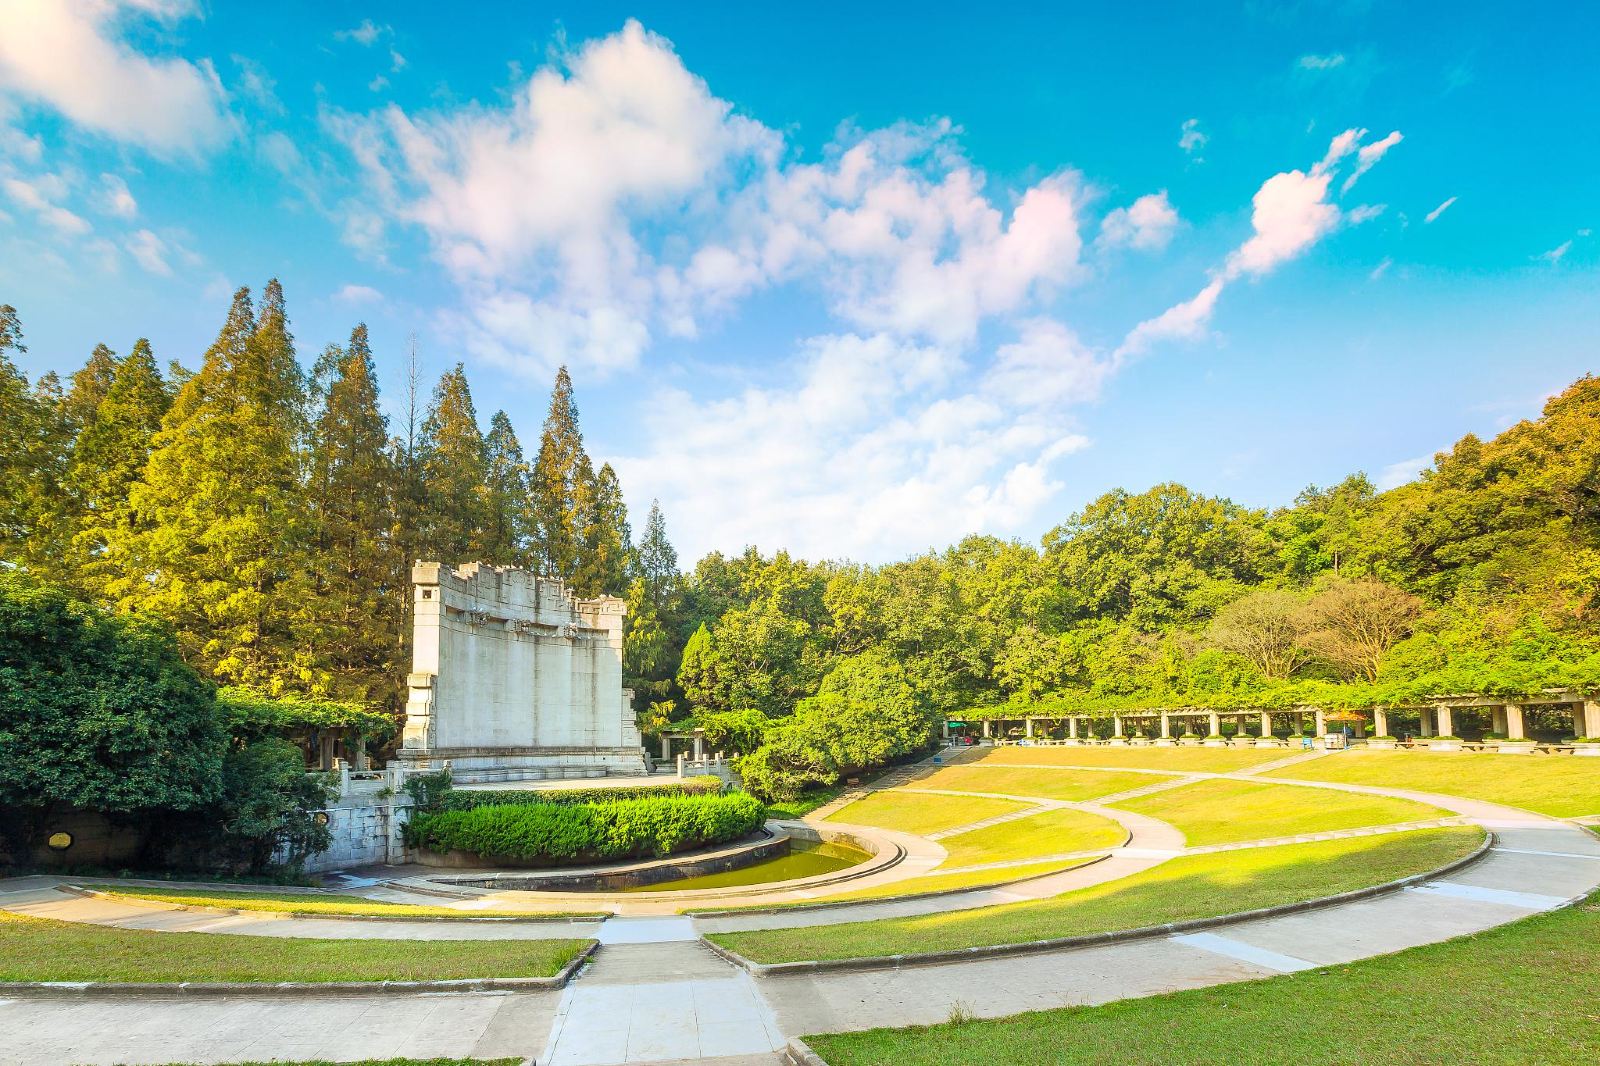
[1109, 778, 1450, 846]
[1266, 749, 1600, 818]
[823, 790, 1031, 836]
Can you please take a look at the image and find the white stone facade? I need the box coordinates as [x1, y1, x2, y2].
[301, 773, 413, 874]
[396, 562, 647, 782]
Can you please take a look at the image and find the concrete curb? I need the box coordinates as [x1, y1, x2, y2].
[0, 939, 600, 998]
[705, 830, 1496, 976]
[63, 885, 606, 924]
[687, 852, 1111, 918]
[782, 1036, 831, 1065]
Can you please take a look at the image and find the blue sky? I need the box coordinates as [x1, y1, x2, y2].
[1, 2, 1596, 563]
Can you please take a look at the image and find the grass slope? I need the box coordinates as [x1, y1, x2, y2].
[1110, 778, 1450, 846]
[708, 827, 1483, 964]
[0, 913, 589, 983]
[938, 808, 1125, 866]
[808, 891, 1600, 1066]
[823, 791, 1029, 836]
[94, 886, 590, 919]
[1265, 750, 1600, 818]
[912, 765, 1161, 801]
[977, 746, 1289, 772]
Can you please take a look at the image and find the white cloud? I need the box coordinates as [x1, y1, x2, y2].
[1424, 196, 1457, 223]
[1298, 53, 1347, 71]
[338, 21, 1084, 374]
[125, 228, 171, 275]
[0, 0, 228, 155]
[2, 173, 90, 233]
[336, 20, 388, 46]
[97, 172, 137, 217]
[231, 53, 282, 113]
[1346, 203, 1386, 224]
[1098, 190, 1179, 252]
[333, 283, 383, 304]
[1341, 130, 1402, 193]
[1377, 454, 1431, 491]
[1369, 257, 1392, 280]
[1538, 240, 1571, 264]
[1178, 118, 1207, 157]
[1116, 278, 1224, 357]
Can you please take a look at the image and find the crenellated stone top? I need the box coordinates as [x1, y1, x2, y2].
[412, 561, 625, 634]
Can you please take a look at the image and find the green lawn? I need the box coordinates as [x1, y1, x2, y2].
[0, 912, 590, 983]
[938, 808, 1125, 866]
[1110, 778, 1450, 846]
[913, 764, 1164, 801]
[1266, 750, 1600, 818]
[766, 782, 848, 820]
[707, 827, 1482, 964]
[978, 746, 1289, 773]
[808, 890, 1600, 1066]
[94, 885, 592, 919]
[824, 790, 1031, 836]
[684, 858, 1099, 912]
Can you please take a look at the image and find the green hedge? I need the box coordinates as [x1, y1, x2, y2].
[438, 776, 722, 812]
[405, 792, 766, 865]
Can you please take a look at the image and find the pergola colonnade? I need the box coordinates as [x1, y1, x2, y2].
[947, 690, 1600, 750]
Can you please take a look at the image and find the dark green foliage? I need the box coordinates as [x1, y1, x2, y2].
[0, 573, 223, 817]
[218, 686, 393, 739]
[405, 791, 765, 864]
[438, 775, 722, 811]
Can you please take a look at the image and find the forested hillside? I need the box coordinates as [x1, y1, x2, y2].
[4, 290, 1598, 798]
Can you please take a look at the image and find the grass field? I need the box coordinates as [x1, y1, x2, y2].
[976, 746, 1288, 773]
[0, 912, 590, 983]
[910, 764, 1162, 801]
[93, 886, 592, 919]
[807, 889, 1600, 1066]
[707, 827, 1483, 964]
[1265, 750, 1600, 818]
[823, 791, 1030, 835]
[1109, 778, 1450, 846]
[936, 808, 1125, 866]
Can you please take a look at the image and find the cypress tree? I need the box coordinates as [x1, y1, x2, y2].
[529, 366, 586, 580]
[69, 340, 171, 595]
[301, 324, 401, 703]
[60, 343, 118, 438]
[482, 410, 531, 565]
[573, 460, 631, 597]
[417, 363, 488, 562]
[0, 307, 71, 569]
[118, 283, 311, 687]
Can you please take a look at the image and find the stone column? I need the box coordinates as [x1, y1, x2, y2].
[1160, 713, 1171, 738]
[660, 734, 671, 760]
[1237, 714, 1249, 735]
[1113, 715, 1124, 737]
[1069, 717, 1079, 739]
[694, 734, 706, 759]
[1208, 711, 1221, 736]
[983, 719, 992, 739]
[1420, 706, 1435, 737]
[1026, 718, 1035, 738]
[1260, 710, 1272, 736]
[1584, 700, 1600, 739]
[1374, 706, 1389, 737]
[1313, 708, 1327, 736]
[1435, 704, 1454, 738]
[1505, 703, 1525, 741]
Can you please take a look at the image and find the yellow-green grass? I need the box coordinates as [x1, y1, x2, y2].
[808, 888, 1600, 1066]
[938, 808, 1125, 866]
[0, 912, 590, 983]
[823, 790, 1030, 836]
[912, 764, 1161, 801]
[681, 858, 1099, 913]
[1109, 778, 1450, 847]
[93, 886, 594, 919]
[977, 746, 1288, 772]
[1265, 749, 1600, 818]
[707, 826, 1483, 964]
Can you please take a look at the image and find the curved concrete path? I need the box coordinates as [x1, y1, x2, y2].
[3, 757, 1598, 1065]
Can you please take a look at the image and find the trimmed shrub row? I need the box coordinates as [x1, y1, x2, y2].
[405, 791, 766, 865]
[438, 775, 722, 812]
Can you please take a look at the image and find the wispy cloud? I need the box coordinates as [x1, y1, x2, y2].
[1424, 196, 1457, 223]
[1178, 118, 1207, 159]
[1298, 53, 1347, 71]
[1538, 240, 1571, 264]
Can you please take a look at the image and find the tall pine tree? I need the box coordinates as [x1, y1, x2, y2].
[573, 460, 631, 597]
[302, 324, 402, 703]
[0, 306, 71, 569]
[68, 340, 171, 595]
[529, 366, 587, 580]
[482, 410, 531, 565]
[417, 363, 488, 562]
[117, 283, 311, 688]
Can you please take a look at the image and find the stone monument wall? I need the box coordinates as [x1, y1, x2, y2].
[397, 562, 647, 782]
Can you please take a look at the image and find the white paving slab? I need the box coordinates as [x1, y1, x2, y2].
[598, 917, 698, 944]
[1169, 931, 1318, 973]
[1406, 880, 1571, 910]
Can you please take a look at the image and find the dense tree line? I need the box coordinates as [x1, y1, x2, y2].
[0, 290, 667, 715]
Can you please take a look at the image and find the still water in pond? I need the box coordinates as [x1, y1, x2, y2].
[620, 840, 870, 892]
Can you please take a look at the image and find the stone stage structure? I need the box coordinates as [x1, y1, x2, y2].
[396, 562, 648, 783]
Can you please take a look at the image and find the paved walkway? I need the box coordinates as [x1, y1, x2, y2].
[4, 760, 1598, 1064]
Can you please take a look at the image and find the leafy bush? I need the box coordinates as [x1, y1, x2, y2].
[405, 791, 765, 865]
[438, 776, 723, 812]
